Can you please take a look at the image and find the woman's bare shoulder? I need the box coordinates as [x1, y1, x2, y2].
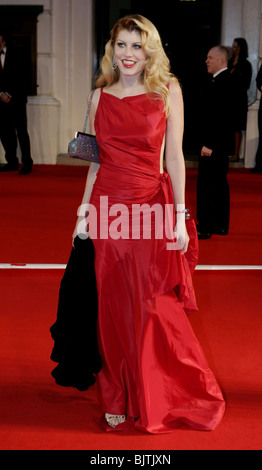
[88, 88, 102, 112]
[168, 80, 182, 99]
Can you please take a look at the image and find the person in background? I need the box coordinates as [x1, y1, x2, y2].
[0, 33, 18, 172]
[228, 38, 252, 162]
[0, 32, 33, 175]
[197, 46, 235, 239]
[251, 63, 262, 173]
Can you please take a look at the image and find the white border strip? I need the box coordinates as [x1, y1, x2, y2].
[0, 264, 67, 269]
[196, 265, 262, 271]
[0, 264, 262, 270]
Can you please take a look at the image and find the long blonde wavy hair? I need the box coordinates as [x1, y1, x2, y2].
[95, 14, 178, 115]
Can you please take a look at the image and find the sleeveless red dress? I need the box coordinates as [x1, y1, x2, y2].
[89, 88, 225, 433]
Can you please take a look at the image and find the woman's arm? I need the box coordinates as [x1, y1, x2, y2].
[165, 81, 189, 254]
[72, 89, 101, 243]
[78, 162, 100, 207]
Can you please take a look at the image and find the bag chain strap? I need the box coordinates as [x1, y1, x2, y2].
[83, 89, 95, 133]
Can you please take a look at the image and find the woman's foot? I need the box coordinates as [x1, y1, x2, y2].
[105, 413, 126, 428]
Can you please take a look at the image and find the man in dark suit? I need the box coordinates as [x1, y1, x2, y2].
[197, 46, 235, 239]
[0, 33, 33, 174]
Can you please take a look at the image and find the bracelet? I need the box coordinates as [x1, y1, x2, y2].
[176, 208, 191, 220]
[175, 208, 189, 214]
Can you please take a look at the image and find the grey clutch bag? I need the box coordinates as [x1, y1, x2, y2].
[68, 89, 100, 163]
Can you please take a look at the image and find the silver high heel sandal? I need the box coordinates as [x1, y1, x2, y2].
[105, 413, 126, 428]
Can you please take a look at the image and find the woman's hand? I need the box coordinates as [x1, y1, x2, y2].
[72, 221, 78, 247]
[72, 216, 88, 247]
[175, 219, 189, 255]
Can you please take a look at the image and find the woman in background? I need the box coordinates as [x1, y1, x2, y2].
[228, 38, 252, 161]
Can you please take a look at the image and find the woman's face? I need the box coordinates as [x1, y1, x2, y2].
[232, 41, 240, 57]
[114, 29, 147, 78]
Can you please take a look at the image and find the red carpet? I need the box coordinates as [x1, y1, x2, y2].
[0, 269, 261, 450]
[0, 165, 262, 450]
[186, 168, 262, 266]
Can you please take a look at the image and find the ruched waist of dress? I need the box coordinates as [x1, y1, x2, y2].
[92, 164, 167, 206]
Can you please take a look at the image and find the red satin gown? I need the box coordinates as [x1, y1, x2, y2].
[89, 88, 225, 433]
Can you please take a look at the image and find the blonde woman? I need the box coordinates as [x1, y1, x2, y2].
[73, 15, 225, 433]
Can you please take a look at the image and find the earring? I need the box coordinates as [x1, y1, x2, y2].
[112, 55, 118, 70]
